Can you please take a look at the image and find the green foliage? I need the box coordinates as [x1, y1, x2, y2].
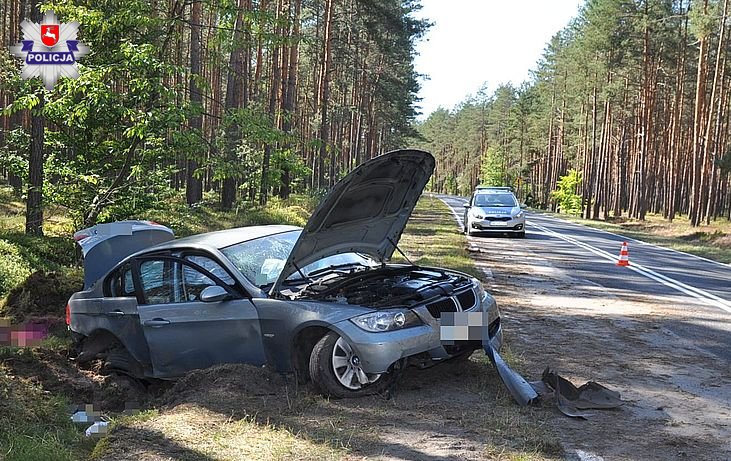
[0, 209, 77, 298]
[1, 268, 83, 322]
[444, 175, 458, 196]
[414, 84, 526, 197]
[2, 0, 428, 215]
[480, 146, 507, 187]
[270, 149, 311, 194]
[689, 0, 719, 40]
[213, 107, 294, 203]
[550, 169, 583, 215]
[0, 233, 76, 269]
[0, 240, 32, 296]
[133, 192, 314, 238]
[0, 129, 29, 182]
[0, 351, 88, 461]
[1, 1, 197, 227]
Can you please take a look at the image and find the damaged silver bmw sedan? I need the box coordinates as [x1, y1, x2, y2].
[67, 149, 503, 398]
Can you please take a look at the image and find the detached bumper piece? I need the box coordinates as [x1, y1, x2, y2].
[481, 348, 624, 414]
[483, 342, 538, 406]
[534, 367, 624, 419]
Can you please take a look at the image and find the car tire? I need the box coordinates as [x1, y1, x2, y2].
[516, 231, 526, 238]
[102, 347, 144, 378]
[309, 331, 397, 398]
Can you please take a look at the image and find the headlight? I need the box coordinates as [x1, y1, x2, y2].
[514, 211, 525, 219]
[473, 279, 487, 305]
[470, 210, 485, 219]
[351, 310, 422, 332]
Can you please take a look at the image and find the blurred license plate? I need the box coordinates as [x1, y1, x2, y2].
[440, 312, 487, 343]
[490, 221, 508, 226]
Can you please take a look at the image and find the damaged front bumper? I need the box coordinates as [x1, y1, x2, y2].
[331, 297, 504, 375]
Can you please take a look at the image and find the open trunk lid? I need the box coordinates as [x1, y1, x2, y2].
[74, 220, 174, 289]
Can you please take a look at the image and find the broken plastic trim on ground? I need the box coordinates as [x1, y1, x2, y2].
[483, 342, 623, 417]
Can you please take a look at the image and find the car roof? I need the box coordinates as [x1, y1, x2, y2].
[474, 189, 516, 195]
[475, 186, 512, 191]
[147, 225, 302, 251]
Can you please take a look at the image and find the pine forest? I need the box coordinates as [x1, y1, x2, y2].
[1, 0, 731, 232]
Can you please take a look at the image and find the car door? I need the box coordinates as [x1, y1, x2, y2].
[134, 255, 266, 378]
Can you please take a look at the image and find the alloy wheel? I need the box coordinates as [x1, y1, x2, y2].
[331, 336, 381, 390]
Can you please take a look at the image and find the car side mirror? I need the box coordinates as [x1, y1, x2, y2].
[200, 285, 230, 303]
[463, 203, 471, 209]
[520, 204, 527, 209]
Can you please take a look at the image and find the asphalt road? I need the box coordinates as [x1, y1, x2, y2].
[437, 194, 731, 362]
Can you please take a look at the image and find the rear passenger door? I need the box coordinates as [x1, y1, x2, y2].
[135, 255, 266, 378]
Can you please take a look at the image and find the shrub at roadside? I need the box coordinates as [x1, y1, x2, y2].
[0, 240, 32, 297]
[0, 233, 77, 298]
[1, 269, 83, 323]
[550, 169, 583, 215]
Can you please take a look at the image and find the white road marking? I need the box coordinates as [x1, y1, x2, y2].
[531, 222, 731, 314]
[438, 195, 731, 313]
[437, 195, 465, 228]
[531, 212, 731, 269]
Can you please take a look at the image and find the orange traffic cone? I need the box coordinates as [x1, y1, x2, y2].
[616, 241, 630, 267]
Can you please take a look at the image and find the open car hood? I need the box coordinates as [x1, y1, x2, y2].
[272, 149, 435, 293]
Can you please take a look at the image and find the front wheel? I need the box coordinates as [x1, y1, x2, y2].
[309, 332, 396, 398]
[515, 231, 526, 238]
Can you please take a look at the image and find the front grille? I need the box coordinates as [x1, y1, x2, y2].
[425, 298, 458, 319]
[485, 216, 511, 222]
[456, 289, 477, 310]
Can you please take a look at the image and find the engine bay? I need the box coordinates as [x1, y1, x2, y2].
[293, 265, 472, 308]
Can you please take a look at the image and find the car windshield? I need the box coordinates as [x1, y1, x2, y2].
[220, 230, 377, 288]
[473, 193, 518, 207]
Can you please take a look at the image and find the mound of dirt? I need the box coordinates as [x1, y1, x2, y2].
[0, 347, 155, 413]
[160, 363, 294, 417]
[1, 270, 83, 322]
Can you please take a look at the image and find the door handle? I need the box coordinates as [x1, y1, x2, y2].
[107, 310, 125, 317]
[144, 319, 171, 327]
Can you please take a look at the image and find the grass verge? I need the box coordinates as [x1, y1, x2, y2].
[399, 195, 481, 278]
[537, 209, 731, 264]
[0, 347, 95, 461]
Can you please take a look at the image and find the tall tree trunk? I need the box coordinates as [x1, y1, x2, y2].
[701, 0, 729, 223]
[221, 0, 248, 210]
[25, 2, 44, 236]
[317, 0, 335, 189]
[261, 0, 285, 205]
[186, 0, 203, 205]
[279, 0, 300, 199]
[690, 0, 710, 226]
[584, 76, 598, 219]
